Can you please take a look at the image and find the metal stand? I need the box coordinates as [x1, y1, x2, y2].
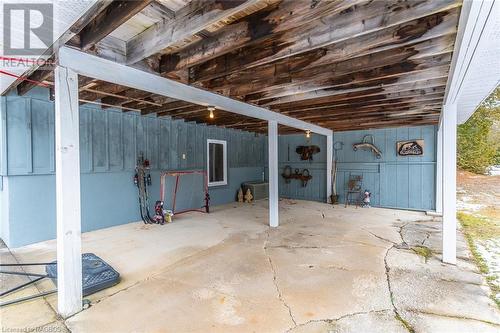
[0, 262, 57, 307]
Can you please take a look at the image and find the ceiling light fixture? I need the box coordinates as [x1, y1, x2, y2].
[305, 130, 311, 138]
[207, 106, 215, 119]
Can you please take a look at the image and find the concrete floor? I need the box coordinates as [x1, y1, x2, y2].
[1, 199, 499, 332]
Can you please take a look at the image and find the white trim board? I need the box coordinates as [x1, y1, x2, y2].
[444, 0, 500, 124]
[58, 46, 333, 136]
[207, 139, 227, 187]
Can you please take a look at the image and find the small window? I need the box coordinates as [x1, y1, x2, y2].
[207, 139, 227, 186]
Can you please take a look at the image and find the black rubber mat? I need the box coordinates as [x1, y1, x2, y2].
[46, 253, 120, 296]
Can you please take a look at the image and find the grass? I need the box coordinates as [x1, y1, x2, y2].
[458, 212, 500, 308]
[411, 245, 433, 263]
[395, 312, 415, 333]
[458, 212, 500, 240]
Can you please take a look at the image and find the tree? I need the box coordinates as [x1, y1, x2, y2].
[457, 86, 500, 173]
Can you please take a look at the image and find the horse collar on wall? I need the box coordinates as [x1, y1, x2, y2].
[296, 145, 320, 161]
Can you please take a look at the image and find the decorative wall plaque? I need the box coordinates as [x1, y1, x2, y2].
[397, 140, 424, 156]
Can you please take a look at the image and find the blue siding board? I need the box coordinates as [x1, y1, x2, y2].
[31, 99, 52, 173]
[108, 111, 123, 170]
[7, 98, 31, 174]
[158, 118, 170, 170]
[122, 114, 136, 170]
[79, 108, 93, 172]
[1, 96, 8, 176]
[169, 120, 179, 170]
[92, 110, 108, 171]
[135, 116, 147, 163]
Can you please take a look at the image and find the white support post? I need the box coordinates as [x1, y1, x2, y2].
[326, 134, 333, 203]
[55, 66, 83, 316]
[436, 122, 443, 213]
[442, 103, 457, 264]
[268, 120, 279, 227]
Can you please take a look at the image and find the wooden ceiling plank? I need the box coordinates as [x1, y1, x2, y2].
[83, 88, 162, 107]
[142, 1, 176, 20]
[142, 100, 196, 115]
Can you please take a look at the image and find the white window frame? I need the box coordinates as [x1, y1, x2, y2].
[207, 139, 227, 187]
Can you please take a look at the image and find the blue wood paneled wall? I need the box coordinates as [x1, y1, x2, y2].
[278, 134, 327, 202]
[277, 126, 437, 211]
[334, 126, 437, 210]
[0, 90, 267, 247]
[4, 94, 265, 175]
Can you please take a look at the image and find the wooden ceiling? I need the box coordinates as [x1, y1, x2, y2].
[16, 0, 462, 133]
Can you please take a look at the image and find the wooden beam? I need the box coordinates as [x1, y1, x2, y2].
[144, 100, 195, 115]
[17, 69, 52, 96]
[126, 0, 267, 65]
[59, 46, 332, 135]
[83, 88, 162, 107]
[79, 99, 140, 112]
[80, 0, 153, 50]
[142, 1, 175, 20]
[156, 105, 205, 117]
[54, 66, 82, 317]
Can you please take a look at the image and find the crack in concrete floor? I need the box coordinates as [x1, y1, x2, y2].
[286, 309, 393, 332]
[378, 221, 500, 331]
[373, 223, 417, 333]
[265, 229, 297, 329]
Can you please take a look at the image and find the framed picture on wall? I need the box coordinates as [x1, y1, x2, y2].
[397, 140, 424, 156]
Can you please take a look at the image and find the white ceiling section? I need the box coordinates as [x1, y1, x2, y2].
[0, 0, 103, 94]
[445, 0, 500, 124]
[109, 8, 161, 41]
